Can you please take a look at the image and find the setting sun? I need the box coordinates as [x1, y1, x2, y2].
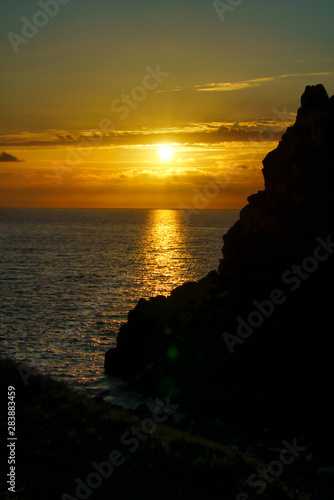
[158, 145, 174, 161]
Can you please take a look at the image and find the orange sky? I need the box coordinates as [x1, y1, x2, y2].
[1, 1, 333, 208]
[0, 135, 291, 209]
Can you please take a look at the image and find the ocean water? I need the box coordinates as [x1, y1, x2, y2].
[0, 208, 239, 408]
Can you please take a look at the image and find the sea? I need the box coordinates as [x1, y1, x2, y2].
[0, 208, 239, 408]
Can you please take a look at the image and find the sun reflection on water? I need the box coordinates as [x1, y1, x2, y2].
[136, 210, 192, 297]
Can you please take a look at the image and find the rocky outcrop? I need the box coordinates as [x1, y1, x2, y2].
[219, 84, 334, 294]
[105, 85, 334, 428]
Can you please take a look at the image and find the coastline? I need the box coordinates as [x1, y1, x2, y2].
[0, 357, 301, 500]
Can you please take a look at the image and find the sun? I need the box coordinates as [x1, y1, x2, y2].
[158, 145, 174, 161]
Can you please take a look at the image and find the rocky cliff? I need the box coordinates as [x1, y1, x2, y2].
[105, 85, 334, 438]
[219, 83, 334, 294]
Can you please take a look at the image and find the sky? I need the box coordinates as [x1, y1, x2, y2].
[0, 0, 333, 208]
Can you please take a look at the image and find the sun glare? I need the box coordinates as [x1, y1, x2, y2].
[158, 145, 174, 161]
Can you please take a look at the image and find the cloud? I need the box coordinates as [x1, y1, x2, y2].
[0, 151, 24, 162]
[196, 81, 258, 92]
[159, 72, 333, 94]
[0, 115, 297, 151]
[195, 72, 332, 92]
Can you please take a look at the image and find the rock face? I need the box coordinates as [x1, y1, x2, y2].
[105, 85, 334, 428]
[219, 84, 334, 294]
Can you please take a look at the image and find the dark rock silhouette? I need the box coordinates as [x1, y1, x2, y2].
[0, 151, 23, 162]
[105, 85, 334, 446]
[219, 84, 334, 294]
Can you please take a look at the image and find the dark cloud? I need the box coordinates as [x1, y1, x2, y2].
[0, 123, 286, 149]
[0, 151, 23, 162]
